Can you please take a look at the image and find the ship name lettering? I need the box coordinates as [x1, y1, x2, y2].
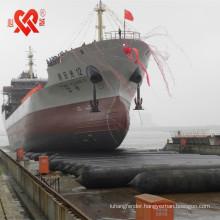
[57, 73, 63, 81]
[76, 67, 83, 76]
[63, 72, 68, 79]
[69, 70, 75, 78]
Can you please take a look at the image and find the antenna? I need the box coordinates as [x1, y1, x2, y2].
[94, 0, 106, 41]
[27, 46, 34, 79]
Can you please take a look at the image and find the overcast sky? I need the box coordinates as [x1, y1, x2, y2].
[0, 0, 220, 131]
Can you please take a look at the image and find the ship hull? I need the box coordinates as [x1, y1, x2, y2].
[13, 130, 128, 152]
[6, 96, 129, 151]
[3, 39, 150, 151]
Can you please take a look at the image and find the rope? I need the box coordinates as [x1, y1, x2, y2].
[106, 7, 122, 29]
[57, 3, 139, 52]
[106, 5, 136, 32]
[68, 10, 95, 49]
[104, 11, 116, 31]
[94, 15, 98, 40]
[57, 9, 94, 52]
[80, 12, 96, 45]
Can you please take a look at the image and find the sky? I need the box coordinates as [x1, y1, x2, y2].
[0, 0, 220, 131]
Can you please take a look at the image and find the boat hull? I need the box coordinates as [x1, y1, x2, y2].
[3, 39, 150, 151]
[6, 96, 130, 151]
[13, 130, 128, 152]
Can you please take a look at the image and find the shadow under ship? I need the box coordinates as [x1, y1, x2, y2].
[2, 1, 150, 152]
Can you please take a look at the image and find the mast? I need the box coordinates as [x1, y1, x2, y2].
[94, 0, 106, 41]
[27, 46, 34, 79]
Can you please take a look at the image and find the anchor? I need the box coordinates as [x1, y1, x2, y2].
[129, 67, 143, 110]
[86, 66, 102, 112]
[134, 83, 143, 110]
[90, 83, 100, 112]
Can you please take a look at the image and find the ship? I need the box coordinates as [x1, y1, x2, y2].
[2, 1, 150, 152]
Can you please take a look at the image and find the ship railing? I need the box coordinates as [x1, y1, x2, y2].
[170, 129, 211, 138]
[105, 31, 141, 40]
[11, 77, 48, 82]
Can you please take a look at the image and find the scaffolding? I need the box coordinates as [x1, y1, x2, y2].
[36, 172, 60, 193]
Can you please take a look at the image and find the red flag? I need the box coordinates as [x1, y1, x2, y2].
[124, 9, 134, 21]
